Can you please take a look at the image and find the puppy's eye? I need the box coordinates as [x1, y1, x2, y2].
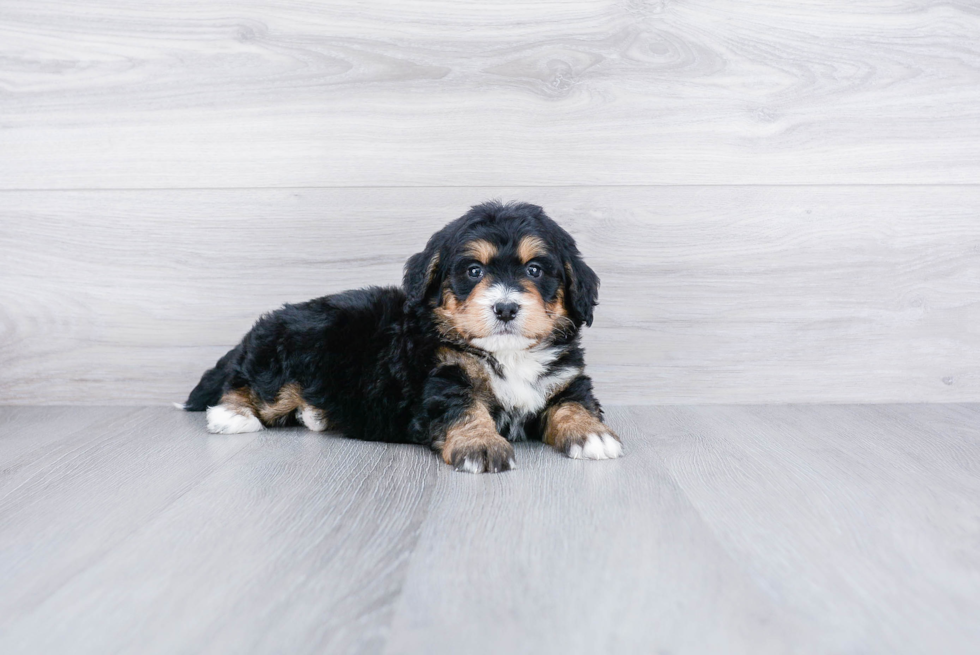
[467, 265, 484, 280]
[526, 263, 542, 278]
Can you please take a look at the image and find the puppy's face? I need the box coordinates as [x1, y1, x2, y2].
[435, 234, 569, 350]
[404, 202, 600, 352]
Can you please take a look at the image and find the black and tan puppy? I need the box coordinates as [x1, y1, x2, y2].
[180, 201, 622, 473]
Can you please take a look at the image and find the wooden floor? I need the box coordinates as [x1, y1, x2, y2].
[1, 405, 978, 654]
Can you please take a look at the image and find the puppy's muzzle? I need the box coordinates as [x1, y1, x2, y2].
[493, 301, 519, 323]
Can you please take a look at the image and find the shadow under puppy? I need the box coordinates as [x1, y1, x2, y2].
[181, 201, 622, 473]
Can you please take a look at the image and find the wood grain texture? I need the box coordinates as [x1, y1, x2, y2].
[648, 403, 980, 654]
[0, 405, 132, 467]
[0, 407, 261, 618]
[384, 404, 980, 654]
[1, 186, 978, 405]
[384, 406, 806, 655]
[2, 0, 979, 188]
[0, 406, 437, 654]
[4, 405, 978, 654]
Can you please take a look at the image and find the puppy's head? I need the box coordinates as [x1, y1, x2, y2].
[403, 201, 599, 351]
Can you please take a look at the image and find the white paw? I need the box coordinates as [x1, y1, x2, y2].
[295, 406, 328, 432]
[567, 432, 623, 460]
[460, 456, 485, 474]
[458, 454, 517, 474]
[206, 405, 264, 434]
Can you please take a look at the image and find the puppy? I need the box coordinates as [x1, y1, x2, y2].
[180, 201, 622, 473]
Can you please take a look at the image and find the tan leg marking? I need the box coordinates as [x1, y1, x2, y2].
[220, 384, 330, 430]
[219, 388, 259, 416]
[254, 383, 304, 425]
[543, 402, 623, 460]
[208, 388, 264, 434]
[440, 402, 515, 474]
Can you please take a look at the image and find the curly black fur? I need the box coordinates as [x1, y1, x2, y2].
[183, 200, 607, 460]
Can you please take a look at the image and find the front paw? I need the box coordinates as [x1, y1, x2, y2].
[447, 436, 516, 474]
[564, 430, 623, 460]
[544, 402, 624, 461]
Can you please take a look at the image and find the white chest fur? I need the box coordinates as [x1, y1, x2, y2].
[483, 347, 581, 415]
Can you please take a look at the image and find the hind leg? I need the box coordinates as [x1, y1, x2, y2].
[206, 384, 330, 434]
[206, 389, 264, 434]
[258, 384, 331, 432]
[207, 404, 264, 434]
[295, 406, 329, 432]
[207, 389, 264, 434]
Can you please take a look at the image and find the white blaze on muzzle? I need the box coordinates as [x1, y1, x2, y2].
[472, 282, 536, 351]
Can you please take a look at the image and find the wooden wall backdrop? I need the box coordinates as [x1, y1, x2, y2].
[1, 1, 978, 404]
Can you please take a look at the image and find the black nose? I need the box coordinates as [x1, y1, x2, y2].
[493, 301, 519, 323]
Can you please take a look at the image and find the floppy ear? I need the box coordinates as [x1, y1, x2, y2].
[564, 252, 600, 327]
[403, 247, 442, 306]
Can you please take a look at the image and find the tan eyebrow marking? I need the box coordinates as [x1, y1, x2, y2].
[464, 239, 497, 264]
[518, 235, 547, 264]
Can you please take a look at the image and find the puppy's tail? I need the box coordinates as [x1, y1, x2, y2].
[181, 344, 243, 411]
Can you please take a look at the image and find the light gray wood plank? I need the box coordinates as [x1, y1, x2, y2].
[0, 406, 136, 467]
[0, 406, 437, 655]
[1, 1, 979, 188]
[863, 403, 980, 478]
[0, 407, 261, 619]
[649, 404, 980, 654]
[2, 186, 978, 405]
[384, 406, 807, 655]
[384, 404, 980, 655]
[1, 404, 979, 653]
